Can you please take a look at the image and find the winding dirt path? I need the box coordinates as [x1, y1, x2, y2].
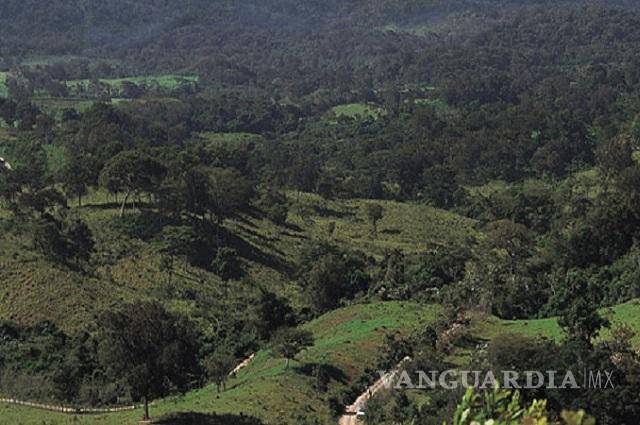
[339, 357, 410, 425]
[339, 312, 472, 423]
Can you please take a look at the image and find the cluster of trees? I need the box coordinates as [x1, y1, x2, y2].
[0, 300, 315, 421]
[5, 95, 639, 324]
[364, 289, 640, 424]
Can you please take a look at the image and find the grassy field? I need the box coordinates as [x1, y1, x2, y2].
[32, 98, 97, 114]
[0, 190, 475, 333]
[0, 302, 442, 425]
[286, 193, 477, 258]
[329, 103, 384, 120]
[66, 75, 198, 93]
[448, 299, 640, 365]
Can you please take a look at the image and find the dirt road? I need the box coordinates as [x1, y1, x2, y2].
[338, 357, 409, 424]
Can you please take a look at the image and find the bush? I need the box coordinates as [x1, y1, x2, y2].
[110, 212, 168, 240]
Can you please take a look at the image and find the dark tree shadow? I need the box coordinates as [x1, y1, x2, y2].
[221, 227, 292, 274]
[293, 362, 349, 385]
[311, 204, 356, 219]
[452, 332, 489, 350]
[154, 412, 264, 425]
[283, 222, 303, 232]
[81, 201, 122, 210]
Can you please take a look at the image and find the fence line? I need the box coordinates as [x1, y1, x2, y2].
[0, 353, 256, 415]
[0, 398, 139, 414]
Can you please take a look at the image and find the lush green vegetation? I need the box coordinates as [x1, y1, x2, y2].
[0, 302, 441, 424]
[0, 72, 8, 98]
[65, 75, 197, 98]
[329, 103, 384, 120]
[1, 1, 640, 424]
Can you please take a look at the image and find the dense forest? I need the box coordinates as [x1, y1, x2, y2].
[1, 1, 640, 424]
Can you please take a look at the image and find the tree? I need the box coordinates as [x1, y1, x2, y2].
[29, 214, 93, 266]
[369, 249, 409, 301]
[60, 153, 93, 207]
[558, 283, 610, 345]
[251, 288, 296, 340]
[271, 328, 314, 369]
[11, 138, 47, 190]
[421, 165, 464, 209]
[204, 348, 236, 393]
[97, 301, 200, 421]
[204, 167, 254, 226]
[18, 187, 68, 215]
[30, 218, 71, 263]
[157, 225, 201, 280]
[66, 218, 95, 266]
[211, 247, 243, 282]
[596, 134, 635, 186]
[301, 252, 369, 315]
[99, 150, 166, 217]
[364, 203, 384, 238]
[447, 387, 595, 425]
[258, 186, 289, 225]
[297, 241, 370, 315]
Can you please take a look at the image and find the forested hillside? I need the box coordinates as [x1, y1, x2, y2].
[1, 1, 640, 424]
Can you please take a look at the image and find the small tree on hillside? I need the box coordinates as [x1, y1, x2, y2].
[97, 301, 200, 421]
[210, 247, 244, 294]
[204, 348, 236, 393]
[364, 203, 384, 238]
[205, 167, 254, 227]
[272, 328, 314, 369]
[66, 218, 95, 266]
[211, 247, 243, 281]
[60, 152, 93, 207]
[558, 284, 610, 345]
[157, 225, 200, 281]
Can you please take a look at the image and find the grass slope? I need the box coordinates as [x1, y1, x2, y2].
[0, 190, 475, 333]
[0, 302, 442, 425]
[329, 103, 384, 120]
[450, 299, 640, 365]
[66, 75, 197, 93]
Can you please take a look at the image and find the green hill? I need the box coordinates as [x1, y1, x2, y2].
[448, 299, 640, 366]
[3, 298, 639, 424]
[0, 301, 442, 424]
[0, 191, 476, 333]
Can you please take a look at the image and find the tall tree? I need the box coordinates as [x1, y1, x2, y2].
[204, 167, 254, 226]
[271, 328, 314, 369]
[364, 203, 384, 239]
[60, 153, 93, 207]
[204, 348, 236, 393]
[97, 301, 200, 421]
[98, 150, 166, 217]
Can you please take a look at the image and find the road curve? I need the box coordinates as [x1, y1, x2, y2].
[338, 357, 410, 424]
